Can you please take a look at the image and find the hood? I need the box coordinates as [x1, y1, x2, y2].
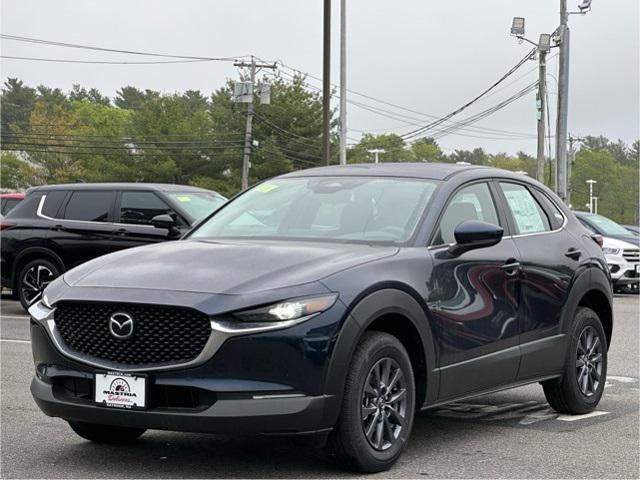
[602, 236, 640, 250]
[64, 239, 398, 295]
[606, 234, 640, 246]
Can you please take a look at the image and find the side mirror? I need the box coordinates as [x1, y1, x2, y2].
[448, 220, 503, 257]
[151, 214, 180, 236]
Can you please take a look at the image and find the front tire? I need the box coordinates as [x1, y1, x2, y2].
[16, 258, 60, 311]
[542, 307, 607, 414]
[327, 331, 415, 473]
[69, 421, 146, 443]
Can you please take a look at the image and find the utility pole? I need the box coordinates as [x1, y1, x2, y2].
[339, 0, 347, 166]
[555, 0, 571, 201]
[586, 179, 597, 213]
[322, 0, 332, 166]
[234, 57, 277, 190]
[536, 50, 547, 183]
[368, 148, 385, 164]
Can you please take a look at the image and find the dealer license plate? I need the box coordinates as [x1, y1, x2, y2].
[94, 372, 146, 409]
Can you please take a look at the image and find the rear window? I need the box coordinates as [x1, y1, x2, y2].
[63, 191, 113, 222]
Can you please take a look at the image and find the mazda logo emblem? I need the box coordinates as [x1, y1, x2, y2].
[109, 312, 134, 339]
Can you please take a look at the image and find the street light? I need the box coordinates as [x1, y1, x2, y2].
[586, 179, 597, 213]
[538, 34, 552, 53]
[511, 17, 526, 37]
[577, 0, 592, 12]
[368, 149, 386, 164]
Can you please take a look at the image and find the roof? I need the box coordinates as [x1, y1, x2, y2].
[0, 192, 26, 199]
[27, 183, 220, 195]
[280, 162, 491, 181]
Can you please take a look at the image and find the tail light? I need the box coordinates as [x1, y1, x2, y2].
[0, 222, 14, 231]
[591, 234, 603, 247]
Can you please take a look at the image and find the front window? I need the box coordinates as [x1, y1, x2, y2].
[166, 192, 226, 221]
[190, 177, 438, 244]
[585, 214, 631, 236]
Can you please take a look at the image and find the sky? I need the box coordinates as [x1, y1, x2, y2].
[1, 0, 638, 156]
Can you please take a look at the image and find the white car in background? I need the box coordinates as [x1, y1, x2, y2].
[601, 236, 640, 293]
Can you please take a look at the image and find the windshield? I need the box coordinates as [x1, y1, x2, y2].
[167, 192, 226, 221]
[587, 214, 631, 236]
[190, 176, 438, 244]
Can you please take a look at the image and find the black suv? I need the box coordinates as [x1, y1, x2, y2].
[29, 164, 612, 473]
[2, 183, 226, 310]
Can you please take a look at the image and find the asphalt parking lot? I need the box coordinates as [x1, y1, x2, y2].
[1, 295, 638, 479]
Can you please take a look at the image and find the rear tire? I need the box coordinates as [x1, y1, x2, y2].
[542, 307, 607, 414]
[69, 421, 146, 444]
[16, 258, 60, 311]
[326, 331, 415, 473]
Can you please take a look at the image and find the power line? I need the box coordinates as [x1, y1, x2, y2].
[275, 66, 535, 141]
[0, 34, 246, 62]
[0, 55, 215, 65]
[399, 48, 537, 140]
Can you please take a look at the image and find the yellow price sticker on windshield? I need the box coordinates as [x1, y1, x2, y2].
[255, 183, 278, 193]
[175, 196, 192, 202]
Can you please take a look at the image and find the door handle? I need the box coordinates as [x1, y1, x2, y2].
[53, 224, 66, 231]
[565, 248, 582, 260]
[500, 260, 521, 276]
[112, 228, 128, 236]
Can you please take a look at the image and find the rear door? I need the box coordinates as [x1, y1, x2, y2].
[427, 181, 522, 400]
[496, 181, 580, 379]
[109, 190, 182, 252]
[56, 190, 115, 268]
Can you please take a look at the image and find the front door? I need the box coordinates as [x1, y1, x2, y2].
[109, 191, 183, 252]
[427, 181, 522, 400]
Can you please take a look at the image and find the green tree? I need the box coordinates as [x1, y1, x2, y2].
[0, 151, 44, 189]
[1, 78, 37, 140]
[411, 137, 443, 162]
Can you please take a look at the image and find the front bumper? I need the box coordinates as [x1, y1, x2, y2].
[31, 375, 331, 435]
[29, 293, 347, 434]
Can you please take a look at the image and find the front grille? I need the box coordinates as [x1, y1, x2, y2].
[623, 249, 639, 263]
[54, 302, 211, 367]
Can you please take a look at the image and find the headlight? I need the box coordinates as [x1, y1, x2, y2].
[602, 247, 620, 255]
[233, 294, 338, 323]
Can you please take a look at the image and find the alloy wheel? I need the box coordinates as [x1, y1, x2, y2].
[361, 357, 407, 451]
[576, 326, 603, 397]
[21, 264, 55, 306]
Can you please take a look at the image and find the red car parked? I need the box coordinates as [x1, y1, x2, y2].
[0, 192, 25, 217]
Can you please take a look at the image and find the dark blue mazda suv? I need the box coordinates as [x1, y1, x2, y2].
[29, 163, 612, 472]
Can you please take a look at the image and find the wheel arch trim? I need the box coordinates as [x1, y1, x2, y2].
[320, 286, 439, 427]
[559, 266, 613, 347]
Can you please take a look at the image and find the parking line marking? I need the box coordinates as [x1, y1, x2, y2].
[0, 338, 31, 344]
[0, 315, 30, 320]
[556, 411, 609, 422]
[608, 376, 636, 383]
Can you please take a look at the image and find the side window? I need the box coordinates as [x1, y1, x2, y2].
[499, 183, 550, 235]
[432, 182, 499, 245]
[119, 191, 174, 225]
[41, 191, 68, 218]
[533, 190, 565, 230]
[63, 191, 113, 222]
